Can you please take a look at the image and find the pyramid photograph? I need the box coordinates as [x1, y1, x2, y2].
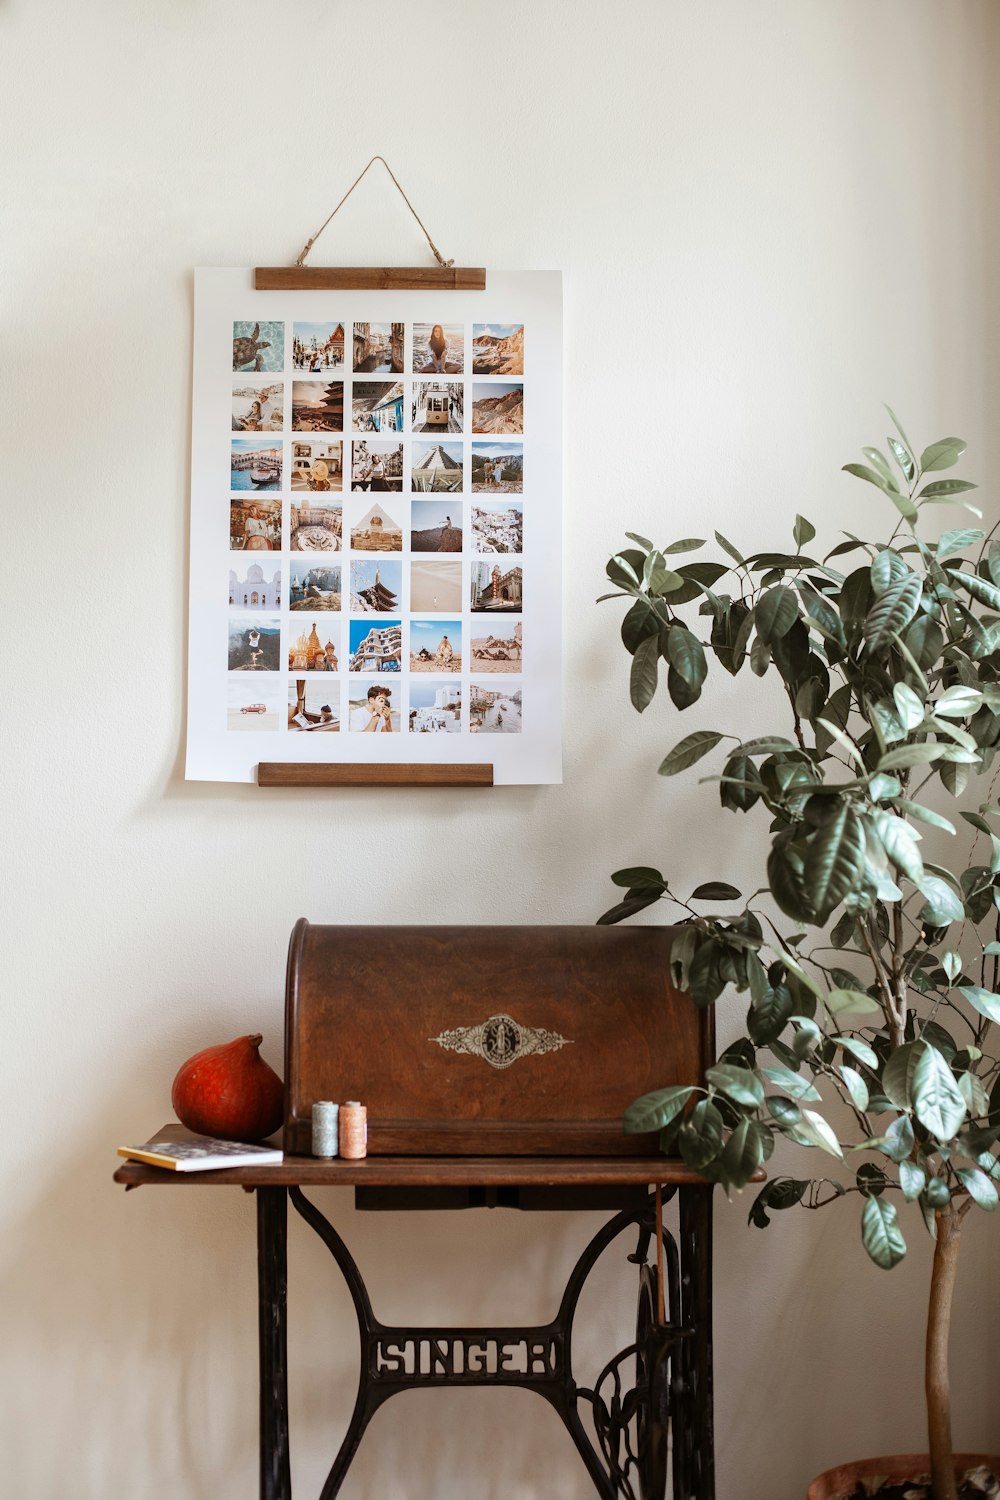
[351, 502, 403, 553]
[411, 441, 463, 493]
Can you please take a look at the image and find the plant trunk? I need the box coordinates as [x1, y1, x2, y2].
[926, 1206, 962, 1500]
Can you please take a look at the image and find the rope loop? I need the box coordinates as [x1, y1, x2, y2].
[295, 156, 454, 269]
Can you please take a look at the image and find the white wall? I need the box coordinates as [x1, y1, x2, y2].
[3, 2, 999, 1495]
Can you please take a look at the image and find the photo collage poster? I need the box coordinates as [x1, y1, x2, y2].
[187, 269, 562, 783]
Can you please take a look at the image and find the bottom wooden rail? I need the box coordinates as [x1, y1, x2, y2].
[257, 762, 494, 788]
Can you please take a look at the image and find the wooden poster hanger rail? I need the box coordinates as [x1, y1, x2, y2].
[255, 156, 486, 292]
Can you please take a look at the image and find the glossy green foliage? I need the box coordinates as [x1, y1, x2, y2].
[601, 417, 1000, 1269]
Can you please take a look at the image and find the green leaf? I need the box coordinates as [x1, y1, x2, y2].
[705, 1063, 765, 1109]
[658, 730, 724, 777]
[664, 624, 708, 690]
[920, 437, 966, 472]
[936, 528, 984, 559]
[715, 530, 745, 566]
[840, 1065, 870, 1112]
[610, 866, 666, 890]
[608, 553, 641, 588]
[760, 1065, 821, 1102]
[755, 585, 799, 644]
[877, 744, 949, 772]
[827, 987, 881, 1017]
[803, 805, 866, 923]
[919, 875, 966, 927]
[951, 570, 1000, 611]
[837, 1036, 879, 1069]
[885, 407, 916, 470]
[957, 984, 1000, 1024]
[871, 810, 925, 888]
[625, 531, 654, 549]
[887, 436, 915, 484]
[892, 681, 924, 732]
[624, 1085, 696, 1135]
[662, 537, 707, 555]
[941, 949, 962, 982]
[621, 598, 661, 655]
[871, 548, 909, 594]
[894, 800, 956, 835]
[863, 573, 922, 652]
[795, 1109, 844, 1158]
[861, 1195, 907, 1269]
[678, 1099, 725, 1170]
[935, 685, 983, 719]
[718, 1117, 768, 1188]
[748, 1177, 808, 1227]
[794, 514, 816, 548]
[883, 1042, 921, 1108]
[956, 1166, 998, 1210]
[691, 881, 742, 901]
[597, 891, 664, 925]
[917, 480, 978, 499]
[629, 635, 659, 713]
[861, 448, 895, 485]
[843, 461, 893, 493]
[912, 1045, 967, 1139]
[899, 1160, 926, 1202]
[719, 755, 761, 813]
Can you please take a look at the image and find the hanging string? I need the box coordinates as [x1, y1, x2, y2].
[295, 156, 455, 269]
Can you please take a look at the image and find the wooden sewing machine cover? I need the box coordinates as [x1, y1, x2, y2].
[284, 920, 709, 1156]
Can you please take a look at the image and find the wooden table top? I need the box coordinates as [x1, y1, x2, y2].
[113, 1126, 723, 1190]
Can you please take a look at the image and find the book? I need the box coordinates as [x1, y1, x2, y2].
[117, 1132, 284, 1172]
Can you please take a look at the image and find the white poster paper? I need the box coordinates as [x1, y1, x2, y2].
[186, 269, 562, 784]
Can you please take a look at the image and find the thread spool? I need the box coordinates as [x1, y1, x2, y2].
[311, 1101, 339, 1158]
[340, 1101, 367, 1160]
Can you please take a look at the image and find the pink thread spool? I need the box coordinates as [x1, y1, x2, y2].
[340, 1101, 367, 1160]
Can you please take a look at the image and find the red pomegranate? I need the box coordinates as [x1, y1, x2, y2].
[171, 1033, 284, 1143]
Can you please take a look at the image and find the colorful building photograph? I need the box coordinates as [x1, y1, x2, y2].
[471, 560, 523, 612]
[471, 501, 523, 554]
[409, 682, 461, 734]
[292, 322, 345, 371]
[470, 683, 522, 733]
[410, 441, 463, 493]
[229, 562, 281, 610]
[290, 500, 341, 552]
[231, 439, 282, 491]
[287, 622, 339, 673]
[291, 380, 343, 432]
[350, 560, 401, 613]
[349, 620, 403, 673]
[353, 322, 404, 374]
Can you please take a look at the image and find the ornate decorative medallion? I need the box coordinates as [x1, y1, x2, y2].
[430, 1013, 572, 1070]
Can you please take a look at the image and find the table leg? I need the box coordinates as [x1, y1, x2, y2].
[676, 1185, 714, 1500]
[257, 1186, 292, 1500]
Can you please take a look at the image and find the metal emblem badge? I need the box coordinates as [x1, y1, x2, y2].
[431, 1012, 572, 1070]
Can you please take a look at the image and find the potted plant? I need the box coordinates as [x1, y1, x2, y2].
[599, 412, 1000, 1500]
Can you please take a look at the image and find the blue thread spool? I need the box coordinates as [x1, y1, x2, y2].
[312, 1101, 339, 1158]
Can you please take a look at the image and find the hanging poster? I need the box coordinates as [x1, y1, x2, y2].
[186, 269, 562, 784]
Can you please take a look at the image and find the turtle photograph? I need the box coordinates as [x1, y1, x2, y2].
[232, 321, 284, 373]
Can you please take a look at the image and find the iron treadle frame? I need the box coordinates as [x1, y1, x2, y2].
[255, 1184, 715, 1500]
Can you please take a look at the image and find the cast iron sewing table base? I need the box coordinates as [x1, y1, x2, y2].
[116, 1148, 715, 1500]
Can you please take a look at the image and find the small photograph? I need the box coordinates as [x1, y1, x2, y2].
[410, 619, 462, 673]
[290, 499, 342, 552]
[290, 562, 341, 611]
[352, 381, 405, 434]
[291, 439, 343, 491]
[288, 622, 340, 672]
[411, 441, 463, 493]
[471, 443, 523, 493]
[230, 497, 281, 552]
[350, 559, 402, 613]
[411, 500, 462, 553]
[293, 322, 345, 372]
[472, 324, 524, 376]
[472, 382, 524, 434]
[229, 616, 281, 672]
[291, 380, 343, 432]
[353, 322, 404, 374]
[349, 620, 403, 673]
[351, 440, 404, 492]
[287, 678, 340, 732]
[410, 559, 463, 613]
[230, 561, 281, 609]
[470, 620, 522, 673]
[349, 681, 400, 733]
[231, 439, 282, 491]
[470, 683, 522, 734]
[227, 677, 282, 732]
[413, 322, 464, 375]
[412, 381, 464, 434]
[233, 321, 283, 373]
[351, 501, 404, 552]
[471, 560, 523, 612]
[233, 381, 283, 432]
[409, 681, 461, 734]
[472, 500, 523, 554]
